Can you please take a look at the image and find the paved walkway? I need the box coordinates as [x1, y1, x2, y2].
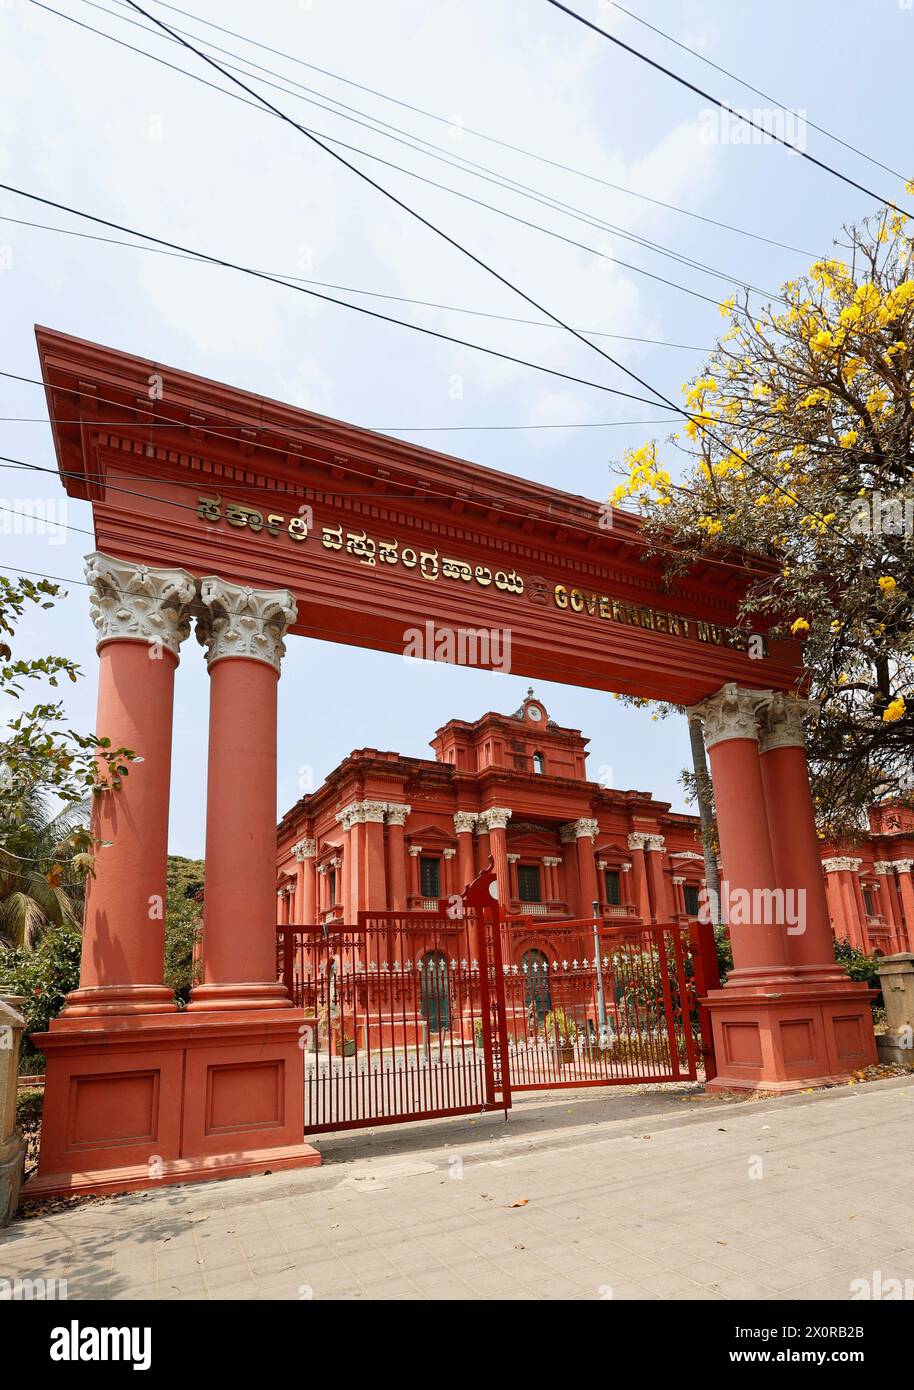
[3, 1077, 912, 1300]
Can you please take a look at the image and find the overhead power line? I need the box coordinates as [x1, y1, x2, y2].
[67, 0, 814, 280]
[116, 0, 844, 533]
[606, 0, 907, 183]
[0, 211, 708, 352]
[0, 184, 682, 413]
[34, 0, 781, 306]
[545, 1, 913, 219]
[100, 0, 815, 259]
[0, 413, 674, 434]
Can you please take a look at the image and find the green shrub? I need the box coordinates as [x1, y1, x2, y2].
[0, 920, 82, 1061]
[16, 1087, 44, 1135]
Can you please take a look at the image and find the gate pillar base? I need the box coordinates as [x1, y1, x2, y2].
[26, 1008, 319, 1201]
[701, 981, 877, 1094]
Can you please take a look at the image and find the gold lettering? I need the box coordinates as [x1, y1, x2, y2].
[554, 584, 568, 609]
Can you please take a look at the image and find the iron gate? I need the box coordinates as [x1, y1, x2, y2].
[278, 913, 711, 1135]
[277, 909, 508, 1133]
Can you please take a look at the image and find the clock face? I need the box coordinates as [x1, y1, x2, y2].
[527, 704, 542, 721]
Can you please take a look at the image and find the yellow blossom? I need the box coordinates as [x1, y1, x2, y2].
[878, 576, 897, 594]
[838, 429, 858, 449]
[883, 696, 906, 723]
[790, 618, 810, 635]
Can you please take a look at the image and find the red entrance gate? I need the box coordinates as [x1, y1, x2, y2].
[278, 909, 510, 1132]
[278, 911, 713, 1134]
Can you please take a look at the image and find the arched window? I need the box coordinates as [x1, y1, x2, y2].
[522, 948, 551, 1023]
[532, 751, 545, 775]
[420, 951, 450, 1033]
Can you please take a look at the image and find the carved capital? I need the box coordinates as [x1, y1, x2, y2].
[479, 807, 512, 832]
[408, 845, 423, 857]
[627, 832, 647, 851]
[756, 691, 819, 754]
[360, 800, 388, 824]
[644, 834, 665, 852]
[453, 811, 478, 834]
[292, 838, 316, 861]
[821, 856, 862, 873]
[893, 859, 914, 873]
[687, 682, 766, 750]
[85, 551, 196, 659]
[507, 853, 521, 863]
[442, 847, 456, 859]
[561, 818, 598, 842]
[196, 576, 296, 672]
[872, 861, 893, 874]
[385, 802, 411, 827]
[542, 856, 562, 867]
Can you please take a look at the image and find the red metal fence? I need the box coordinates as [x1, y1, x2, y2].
[277, 910, 507, 1133]
[277, 912, 711, 1136]
[502, 919, 696, 1089]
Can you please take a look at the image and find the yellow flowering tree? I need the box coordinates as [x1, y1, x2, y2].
[611, 207, 914, 833]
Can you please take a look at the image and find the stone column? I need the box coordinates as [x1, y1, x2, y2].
[644, 833, 669, 922]
[626, 834, 652, 924]
[620, 861, 633, 910]
[386, 804, 410, 911]
[757, 694, 844, 983]
[442, 846, 456, 897]
[190, 577, 296, 1010]
[822, 862, 849, 941]
[453, 812, 476, 895]
[355, 806, 383, 911]
[688, 684, 793, 983]
[480, 808, 512, 906]
[408, 844, 423, 899]
[562, 819, 599, 917]
[875, 862, 902, 951]
[543, 855, 561, 903]
[688, 683, 876, 1092]
[66, 553, 195, 1016]
[0, 996, 26, 1223]
[507, 853, 520, 901]
[894, 860, 914, 951]
[875, 954, 914, 1063]
[292, 838, 317, 924]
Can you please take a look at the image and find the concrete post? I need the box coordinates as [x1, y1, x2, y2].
[875, 954, 914, 1065]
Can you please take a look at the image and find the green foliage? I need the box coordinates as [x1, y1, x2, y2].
[715, 924, 733, 982]
[0, 920, 83, 1059]
[1, 575, 136, 949]
[833, 938, 884, 1017]
[16, 1087, 44, 1135]
[164, 855, 203, 1005]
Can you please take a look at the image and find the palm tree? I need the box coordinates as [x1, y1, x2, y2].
[0, 784, 88, 950]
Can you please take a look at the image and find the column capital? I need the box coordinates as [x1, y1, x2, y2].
[562, 817, 598, 842]
[385, 802, 411, 827]
[442, 847, 457, 859]
[627, 832, 647, 851]
[672, 875, 687, 884]
[196, 576, 297, 672]
[408, 844, 423, 857]
[687, 682, 767, 749]
[479, 806, 512, 831]
[821, 855, 862, 873]
[85, 551, 196, 659]
[872, 860, 894, 874]
[292, 838, 316, 861]
[756, 691, 819, 753]
[507, 852, 521, 863]
[542, 855, 562, 867]
[892, 859, 914, 873]
[453, 811, 478, 834]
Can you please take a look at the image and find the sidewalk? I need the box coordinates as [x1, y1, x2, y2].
[2, 1077, 912, 1300]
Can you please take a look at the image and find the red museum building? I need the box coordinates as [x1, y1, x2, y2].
[275, 691, 914, 956]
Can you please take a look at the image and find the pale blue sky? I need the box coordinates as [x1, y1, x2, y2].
[1, 0, 910, 855]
